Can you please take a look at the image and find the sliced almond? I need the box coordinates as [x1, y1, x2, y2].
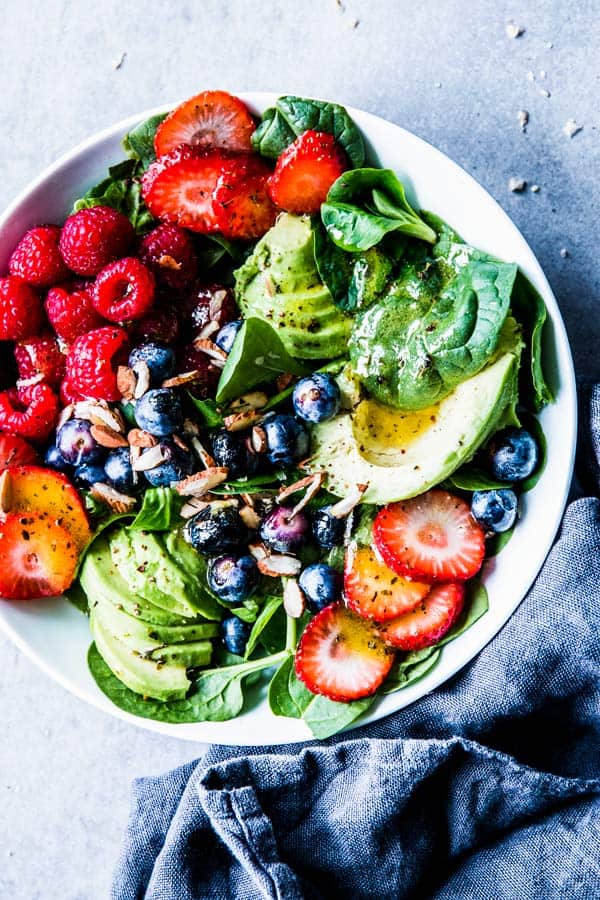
[197, 320, 221, 341]
[132, 444, 168, 472]
[180, 497, 212, 518]
[182, 418, 199, 437]
[257, 554, 302, 578]
[190, 436, 216, 469]
[192, 339, 228, 364]
[250, 426, 267, 453]
[90, 424, 129, 449]
[240, 492, 255, 508]
[74, 400, 125, 433]
[230, 391, 269, 411]
[209, 289, 228, 319]
[56, 403, 74, 432]
[89, 482, 137, 513]
[132, 360, 151, 399]
[117, 365, 137, 401]
[283, 578, 306, 618]
[157, 253, 181, 271]
[174, 467, 229, 497]
[224, 409, 262, 432]
[329, 483, 369, 518]
[248, 541, 270, 561]
[128, 428, 158, 449]
[239, 504, 261, 530]
[129, 445, 142, 484]
[172, 434, 190, 452]
[162, 370, 203, 388]
[0, 470, 12, 514]
[277, 473, 324, 506]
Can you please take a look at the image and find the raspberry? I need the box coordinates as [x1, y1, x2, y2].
[59, 206, 135, 276]
[0, 384, 59, 441]
[91, 257, 155, 322]
[130, 301, 179, 345]
[182, 283, 237, 337]
[9, 226, 70, 288]
[138, 224, 198, 292]
[60, 377, 81, 405]
[177, 343, 220, 399]
[66, 326, 129, 401]
[14, 335, 66, 387]
[0, 276, 44, 341]
[45, 284, 104, 344]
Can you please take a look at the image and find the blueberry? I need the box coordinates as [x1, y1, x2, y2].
[135, 388, 183, 437]
[104, 447, 137, 493]
[210, 429, 258, 479]
[56, 418, 105, 465]
[129, 342, 176, 384]
[471, 489, 518, 533]
[143, 440, 194, 486]
[488, 427, 539, 482]
[215, 319, 242, 354]
[260, 504, 309, 553]
[207, 555, 259, 605]
[184, 505, 250, 555]
[44, 444, 71, 473]
[262, 413, 309, 467]
[73, 463, 107, 487]
[312, 505, 347, 549]
[299, 563, 342, 612]
[292, 373, 341, 423]
[221, 616, 252, 656]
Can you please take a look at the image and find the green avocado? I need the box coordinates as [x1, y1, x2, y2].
[235, 213, 352, 358]
[307, 347, 521, 503]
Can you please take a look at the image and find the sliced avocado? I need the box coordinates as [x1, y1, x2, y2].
[150, 640, 213, 668]
[307, 350, 520, 503]
[235, 213, 352, 359]
[91, 590, 220, 647]
[162, 531, 222, 620]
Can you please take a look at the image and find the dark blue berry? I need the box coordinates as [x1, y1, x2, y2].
[73, 463, 107, 487]
[211, 429, 258, 479]
[299, 563, 342, 612]
[143, 440, 194, 487]
[184, 505, 250, 555]
[104, 447, 137, 493]
[312, 505, 347, 549]
[44, 444, 71, 472]
[215, 319, 242, 354]
[471, 489, 518, 533]
[262, 413, 309, 467]
[134, 388, 183, 437]
[221, 616, 252, 656]
[56, 418, 105, 465]
[292, 373, 341, 423]
[207, 555, 259, 605]
[128, 342, 176, 384]
[260, 504, 309, 553]
[488, 427, 539, 482]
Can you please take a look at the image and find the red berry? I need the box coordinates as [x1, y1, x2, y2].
[138, 224, 198, 292]
[0, 276, 44, 341]
[154, 90, 256, 157]
[182, 283, 237, 337]
[268, 130, 348, 215]
[0, 384, 59, 441]
[373, 490, 486, 583]
[0, 511, 78, 600]
[295, 602, 394, 702]
[344, 544, 431, 623]
[92, 257, 155, 323]
[213, 156, 277, 240]
[45, 284, 104, 344]
[14, 335, 66, 387]
[59, 206, 135, 276]
[177, 343, 221, 399]
[377, 583, 465, 651]
[130, 301, 179, 345]
[59, 377, 81, 405]
[9, 226, 70, 287]
[65, 326, 129, 402]
[0, 434, 38, 468]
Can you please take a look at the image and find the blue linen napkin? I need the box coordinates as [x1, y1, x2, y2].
[112, 385, 600, 900]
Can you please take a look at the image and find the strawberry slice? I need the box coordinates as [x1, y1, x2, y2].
[213, 157, 277, 240]
[0, 511, 78, 599]
[295, 602, 394, 702]
[374, 489, 485, 583]
[154, 90, 256, 157]
[344, 544, 431, 622]
[268, 130, 348, 215]
[377, 582, 465, 651]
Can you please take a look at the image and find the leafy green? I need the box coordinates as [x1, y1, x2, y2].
[321, 169, 437, 252]
[65, 581, 89, 615]
[437, 581, 489, 647]
[122, 112, 167, 169]
[353, 503, 378, 545]
[510, 272, 553, 411]
[382, 647, 442, 693]
[72, 161, 154, 234]
[520, 412, 547, 491]
[216, 317, 308, 404]
[210, 472, 288, 495]
[244, 596, 283, 659]
[186, 395, 225, 428]
[446, 466, 512, 491]
[486, 527, 514, 557]
[252, 96, 365, 168]
[128, 487, 183, 532]
[196, 234, 246, 270]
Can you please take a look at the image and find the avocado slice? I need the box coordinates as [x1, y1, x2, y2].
[162, 531, 223, 621]
[307, 350, 520, 503]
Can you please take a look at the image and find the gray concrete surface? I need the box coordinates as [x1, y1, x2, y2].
[0, 1, 598, 896]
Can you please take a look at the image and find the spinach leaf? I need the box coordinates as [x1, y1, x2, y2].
[313, 219, 393, 312]
[197, 234, 246, 270]
[65, 581, 89, 615]
[72, 162, 154, 234]
[436, 580, 489, 647]
[210, 472, 288, 495]
[352, 503, 378, 545]
[244, 595, 283, 659]
[128, 487, 182, 532]
[268, 654, 312, 717]
[382, 647, 442, 694]
[186, 395, 225, 428]
[520, 412, 547, 492]
[510, 272, 553, 411]
[229, 600, 260, 624]
[446, 466, 512, 491]
[122, 112, 167, 169]
[252, 96, 365, 168]
[258, 604, 289, 654]
[486, 527, 514, 557]
[216, 317, 308, 404]
[321, 169, 436, 252]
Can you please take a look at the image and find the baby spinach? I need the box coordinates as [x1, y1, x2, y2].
[321, 169, 437, 252]
[437, 581, 489, 647]
[122, 112, 167, 170]
[244, 596, 284, 659]
[196, 233, 245, 270]
[446, 466, 512, 491]
[186, 396, 225, 428]
[129, 487, 183, 532]
[382, 647, 442, 694]
[252, 96, 365, 168]
[520, 412, 547, 491]
[486, 527, 514, 557]
[313, 220, 393, 313]
[72, 160, 154, 234]
[510, 272, 553, 411]
[216, 317, 308, 404]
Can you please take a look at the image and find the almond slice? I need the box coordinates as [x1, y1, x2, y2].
[56, 403, 74, 432]
[230, 391, 269, 411]
[174, 467, 229, 497]
[239, 505, 261, 530]
[224, 409, 263, 432]
[329, 483, 369, 518]
[191, 339, 228, 363]
[180, 497, 212, 518]
[283, 578, 306, 618]
[276, 473, 324, 509]
[74, 400, 125, 433]
[197, 320, 221, 341]
[132, 360, 151, 399]
[248, 541, 270, 561]
[90, 424, 129, 449]
[132, 444, 169, 472]
[128, 428, 158, 448]
[117, 365, 137, 400]
[162, 370, 203, 388]
[257, 554, 302, 578]
[190, 436, 216, 469]
[89, 482, 137, 513]
[172, 435, 190, 452]
[182, 418, 200, 437]
[250, 425, 267, 453]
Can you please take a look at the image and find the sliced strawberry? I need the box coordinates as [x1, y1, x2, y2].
[0, 511, 78, 599]
[154, 90, 256, 157]
[213, 157, 277, 240]
[374, 490, 485, 583]
[142, 147, 238, 234]
[344, 544, 431, 623]
[0, 435, 38, 468]
[377, 582, 465, 651]
[268, 130, 348, 215]
[295, 602, 394, 702]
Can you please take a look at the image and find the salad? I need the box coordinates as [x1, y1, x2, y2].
[0, 91, 551, 739]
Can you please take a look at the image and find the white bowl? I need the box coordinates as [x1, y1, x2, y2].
[0, 94, 576, 744]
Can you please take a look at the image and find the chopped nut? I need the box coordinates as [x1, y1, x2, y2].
[172, 434, 190, 452]
[56, 403, 74, 431]
[128, 428, 158, 448]
[283, 578, 306, 618]
[257, 554, 302, 577]
[248, 541, 270, 560]
[157, 254, 181, 271]
[174, 467, 229, 496]
[182, 418, 200, 437]
[276, 473, 325, 518]
[251, 425, 267, 453]
[90, 424, 129, 448]
[89, 482, 136, 513]
[73, 400, 125, 433]
[209, 289, 229, 319]
[132, 360, 151, 399]
[224, 409, 263, 432]
[563, 118, 583, 138]
[117, 365, 137, 400]
[239, 504, 261, 530]
[240, 492, 255, 508]
[129, 444, 142, 478]
[505, 21, 524, 39]
[180, 499, 210, 518]
[508, 177, 527, 193]
[517, 110, 529, 132]
[197, 320, 221, 341]
[190, 436, 216, 469]
[329, 483, 369, 518]
[0, 470, 12, 513]
[230, 391, 269, 411]
[191, 339, 228, 364]
[162, 370, 203, 388]
[132, 444, 169, 471]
